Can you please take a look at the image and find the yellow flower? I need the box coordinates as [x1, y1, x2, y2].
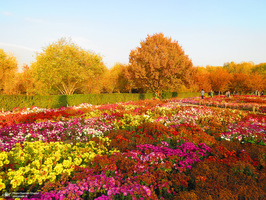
[62, 159, 71, 168]
[32, 160, 41, 169]
[3, 159, 9, 165]
[74, 157, 82, 166]
[10, 179, 18, 189]
[44, 157, 53, 165]
[0, 179, 5, 191]
[63, 168, 73, 176]
[54, 164, 63, 175]
[28, 178, 33, 185]
[38, 177, 43, 185]
[48, 172, 56, 182]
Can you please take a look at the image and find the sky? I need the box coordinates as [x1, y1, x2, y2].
[1, 0, 266, 71]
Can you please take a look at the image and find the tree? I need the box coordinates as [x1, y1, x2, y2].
[209, 67, 232, 95]
[252, 63, 266, 75]
[31, 38, 107, 95]
[192, 67, 212, 92]
[223, 61, 254, 75]
[247, 73, 265, 93]
[229, 73, 249, 94]
[0, 49, 18, 94]
[127, 33, 193, 97]
[12, 65, 35, 95]
[106, 63, 131, 93]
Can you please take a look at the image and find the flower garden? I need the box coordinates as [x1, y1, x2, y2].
[179, 95, 266, 113]
[0, 95, 265, 199]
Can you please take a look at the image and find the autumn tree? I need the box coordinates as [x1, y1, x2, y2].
[229, 73, 249, 94]
[209, 67, 232, 95]
[102, 63, 122, 93]
[11, 65, 35, 95]
[252, 63, 266, 75]
[31, 38, 107, 95]
[110, 63, 132, 93]
[127, 33, 193, 97]
[223, 61, 254, 75]
[247, 73, 265, 93]
[192, 67, 212, 92]
[0, 49, 18, 94]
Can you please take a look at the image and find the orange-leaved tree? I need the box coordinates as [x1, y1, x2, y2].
[209, 67, 232, 95]
[192, 67, 212, 92]
[127, 33, 193, 97]
[247, 73, 265, 93]
[229, 73, 249, 94]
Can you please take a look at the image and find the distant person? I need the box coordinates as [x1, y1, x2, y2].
[226, 90, 230, 98]
[261, 91, 264, 96]
[210, 90, 213, 99]
[233, 91, 236, 96]
[201, 89, 205, 99]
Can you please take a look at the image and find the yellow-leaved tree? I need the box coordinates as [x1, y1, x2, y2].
[0, 49, 18, 94]
[31, 38, 107, 95]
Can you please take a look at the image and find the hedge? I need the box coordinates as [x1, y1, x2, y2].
[0, 92, 200, 111]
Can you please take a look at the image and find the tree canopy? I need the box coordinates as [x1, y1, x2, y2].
[208, 68, 232, 94]
[223, 61, 254, 74]
[31, 38, 107, 95]
[127, 33, 193, 96]
[0, 49, 18, 94]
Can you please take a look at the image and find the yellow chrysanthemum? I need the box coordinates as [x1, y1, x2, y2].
[0, 179, 5, 191]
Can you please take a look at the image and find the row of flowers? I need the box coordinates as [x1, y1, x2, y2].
[178, 95, 266, 113]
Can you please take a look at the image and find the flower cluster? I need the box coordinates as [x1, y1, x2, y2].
[221, 115, 266, 145]
[0, 137, 118, 193]
[0, 117, 115, 151]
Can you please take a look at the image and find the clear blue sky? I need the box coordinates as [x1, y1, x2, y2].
[1, 0, 266, 71]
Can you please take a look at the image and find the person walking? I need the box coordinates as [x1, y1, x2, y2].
[201, 89, 205, 99]
[210, 90, 213, 99]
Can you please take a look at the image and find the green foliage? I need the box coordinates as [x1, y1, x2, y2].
[0, 95, 65, 110]
[161, 92, 200, 99]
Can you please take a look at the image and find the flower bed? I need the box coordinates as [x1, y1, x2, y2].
[179, 95, 266, 113]
[0, 96, 265, 199]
